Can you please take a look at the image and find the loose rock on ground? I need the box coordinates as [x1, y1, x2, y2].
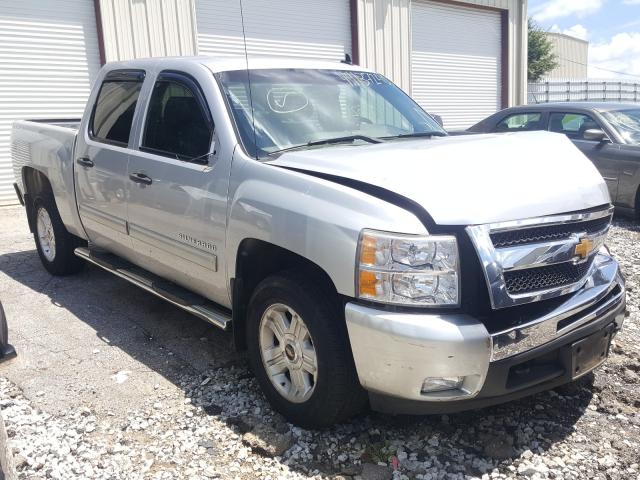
[0, 207, 638, 479]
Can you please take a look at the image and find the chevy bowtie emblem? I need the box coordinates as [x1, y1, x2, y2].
[574, 237, 594, 259]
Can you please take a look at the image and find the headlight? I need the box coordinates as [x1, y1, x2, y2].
[356, 229, 459, 306]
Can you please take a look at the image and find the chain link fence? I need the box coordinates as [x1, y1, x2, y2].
[528, 79, 640, 104]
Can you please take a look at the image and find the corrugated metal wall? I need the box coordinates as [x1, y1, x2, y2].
[195, 0, 352, 61]
[194, 0, 243, 56]
[356, 0, 411, 92]
[454, 0, 509, 6]
[99, 0, 197, 62]
[0, 0, 101, 205]
[507, 0, 528, 106]
[545, 33, 588, 79]
[356, 0, 527, 106]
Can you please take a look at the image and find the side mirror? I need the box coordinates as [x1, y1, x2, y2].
[583, 128, 609, 143]
[429, 113, 444, 128]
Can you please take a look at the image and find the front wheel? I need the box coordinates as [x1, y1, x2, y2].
[246, 272, 367, 428]
[33, 198, 85, 276]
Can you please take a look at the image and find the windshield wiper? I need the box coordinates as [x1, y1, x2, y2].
[307, 134, 384, 146]
[268, 135, 383, 156]
[383, 131, 448, 139]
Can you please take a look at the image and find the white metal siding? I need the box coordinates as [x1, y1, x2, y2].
[357, 0, 411, 93]
[0, 0, 101, 205]
[196, 0, 352, 61]
[546, 33, 588, 79]
[357, 0, 527, 109]
[99, 0, 197, 62]
[452, 0, 510, 8]
[411, 0, 502, 130]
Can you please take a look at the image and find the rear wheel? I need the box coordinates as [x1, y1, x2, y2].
[33, 197, 85, 276]
[246, 272, 367, 427]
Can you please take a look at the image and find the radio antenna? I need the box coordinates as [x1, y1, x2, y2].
[239, 0, 258, 159]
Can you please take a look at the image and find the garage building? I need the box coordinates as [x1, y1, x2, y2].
[0, 0, 527, 205]
[544, 32, 589, 79]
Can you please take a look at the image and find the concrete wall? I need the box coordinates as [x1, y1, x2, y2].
[356, 0, 528, 106]
[545, 32, 588, 79]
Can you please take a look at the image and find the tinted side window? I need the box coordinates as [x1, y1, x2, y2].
[91, 80, 143, 145]
[548, 112, 600, 140]
[495, 113, 543, 132]
[142, 78, 213, 161]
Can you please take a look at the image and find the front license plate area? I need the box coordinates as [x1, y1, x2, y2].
[571, 324, 614, 379]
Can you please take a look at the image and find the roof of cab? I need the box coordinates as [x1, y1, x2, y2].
[102, 55, 371, 74]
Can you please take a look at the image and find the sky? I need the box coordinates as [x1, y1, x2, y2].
[529, 0, 640, 80]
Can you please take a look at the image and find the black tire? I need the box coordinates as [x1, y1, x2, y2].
[32, 196, 85, 276]
[246, 271, 367, 428]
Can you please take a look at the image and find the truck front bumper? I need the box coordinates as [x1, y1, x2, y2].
[345, 253, 625, 414]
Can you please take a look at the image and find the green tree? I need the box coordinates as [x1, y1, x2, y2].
[528, 19, 559, 81]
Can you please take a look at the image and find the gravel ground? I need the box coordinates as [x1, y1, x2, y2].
[0, 206, 638, 480]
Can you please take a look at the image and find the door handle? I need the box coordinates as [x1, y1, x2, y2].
[129, 172, 153, 185]
[76, 157, 94, 168]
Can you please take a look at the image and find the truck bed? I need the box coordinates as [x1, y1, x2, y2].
[26, 118, 81, 130]
[11, 119, 84, 237]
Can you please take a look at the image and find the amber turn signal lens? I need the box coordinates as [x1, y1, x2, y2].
[358, 270, 378, 297]
[359, 234, 378, 266]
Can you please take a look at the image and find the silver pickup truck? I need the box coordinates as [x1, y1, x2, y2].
[11, 57, 626, 427]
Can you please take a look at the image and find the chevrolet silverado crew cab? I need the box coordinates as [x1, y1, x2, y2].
[11, 57, 626, 427]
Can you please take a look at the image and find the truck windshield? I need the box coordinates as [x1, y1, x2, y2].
[601, 109, 640, 145]
[218, 69, 446, 158]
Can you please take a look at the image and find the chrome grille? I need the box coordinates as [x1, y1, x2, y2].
[467, 206, 613, 309]
[504, 258, 594, 295]
[490, 215, 612, 248]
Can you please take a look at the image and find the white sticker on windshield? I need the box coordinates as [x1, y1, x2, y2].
[267, 88, 309, 114]
[337, 72, 390, 87]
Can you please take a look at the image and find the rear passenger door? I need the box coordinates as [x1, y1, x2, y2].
[126, 70, 229, 305]
[75, 69, 144, 258]
[548, 112, 621, 201]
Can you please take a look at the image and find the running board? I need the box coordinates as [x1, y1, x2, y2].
[74, 247, 231, 330]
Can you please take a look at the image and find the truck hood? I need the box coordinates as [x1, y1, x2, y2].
[267, 131, 610, 225]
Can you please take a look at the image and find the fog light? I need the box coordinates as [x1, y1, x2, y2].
[421, 376, 464, 393]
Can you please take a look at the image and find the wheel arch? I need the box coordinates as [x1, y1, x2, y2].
[231, 238, 340, 351]
[21, 166, 55, 233]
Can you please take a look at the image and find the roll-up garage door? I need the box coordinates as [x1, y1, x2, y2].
[0, 0, 101, 205]
[196, 0, 352, 62]
[411, 1, 502, 131]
